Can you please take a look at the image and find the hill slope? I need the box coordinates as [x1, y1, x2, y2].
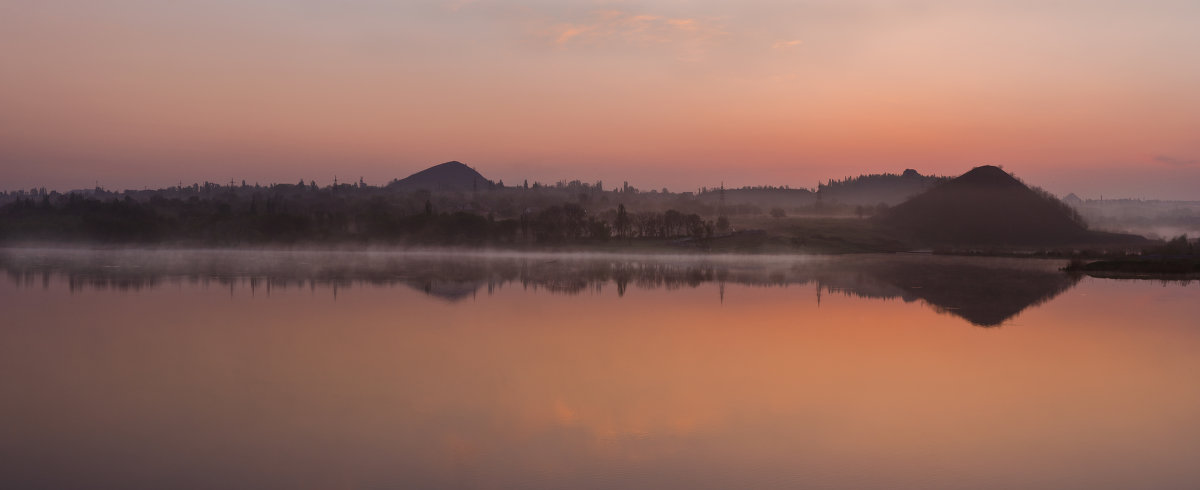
[882, 165, 1093, 246]
[388, 161, 493, 192]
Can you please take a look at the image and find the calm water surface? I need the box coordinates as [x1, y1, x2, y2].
[1, 249, 1198, 489]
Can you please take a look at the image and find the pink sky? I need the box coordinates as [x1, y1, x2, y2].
[3, 0, 1199, 199]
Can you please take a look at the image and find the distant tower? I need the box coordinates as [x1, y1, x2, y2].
[719, 181, 726, 215]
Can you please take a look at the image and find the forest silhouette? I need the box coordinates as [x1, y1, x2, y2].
[0, 162, 1154, 252]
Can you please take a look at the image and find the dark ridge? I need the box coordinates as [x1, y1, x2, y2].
[949, 165, 1026, 189]
[388, 161, 493, 191]
[817, 169, 948, 206]
[882, 165, 1100, 246]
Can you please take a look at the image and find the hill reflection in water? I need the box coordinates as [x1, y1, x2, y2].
[1, 249, 1079, 327]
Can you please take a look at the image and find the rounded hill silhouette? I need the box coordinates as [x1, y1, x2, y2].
[882, 165, 1094, 246]
[388, 161, 493, 191]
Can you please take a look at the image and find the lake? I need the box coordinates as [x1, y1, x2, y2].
[1, 248, 1198, 489]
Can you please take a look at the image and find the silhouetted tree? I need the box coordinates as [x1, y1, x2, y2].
[716, 216, 730, 233]
[615, 204, 630, 238]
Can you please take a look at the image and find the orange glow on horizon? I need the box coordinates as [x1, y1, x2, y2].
[2, 1, 1199, 198]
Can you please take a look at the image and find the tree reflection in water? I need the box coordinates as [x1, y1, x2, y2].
[2, 249, 1087, 327]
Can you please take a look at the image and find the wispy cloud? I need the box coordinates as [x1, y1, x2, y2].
[542, 8, 726, 60]
[1154, 155, 1199, 166]
[772, 39, 803, 49]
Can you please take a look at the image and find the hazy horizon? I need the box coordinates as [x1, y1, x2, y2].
[4, 1, 1200, 199]
[7, 157, 1200, 201]
[5, 160, 1199, 203]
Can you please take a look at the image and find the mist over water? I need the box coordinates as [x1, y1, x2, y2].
[1, 248, 1198, 489]
[1071, 199, 1200, 240]
[3, 248, 1085, 326]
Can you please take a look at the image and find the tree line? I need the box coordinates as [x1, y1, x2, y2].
[0, 192, 723, 246]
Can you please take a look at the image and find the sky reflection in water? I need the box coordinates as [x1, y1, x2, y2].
[1, 249, 1198, 489]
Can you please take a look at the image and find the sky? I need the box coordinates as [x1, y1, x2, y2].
[2, 0, 1199, 199]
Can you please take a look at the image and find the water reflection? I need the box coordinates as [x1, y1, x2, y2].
[3, 248, 1200, 490]
[2, 248, 1083, 326]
